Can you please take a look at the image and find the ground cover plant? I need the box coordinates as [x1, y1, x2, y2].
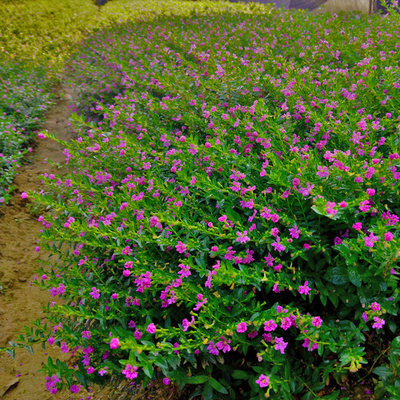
[18, 2, 400, 399]
[0, 0, 256, 207]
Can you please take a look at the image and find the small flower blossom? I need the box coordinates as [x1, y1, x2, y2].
[274, 337, 288, 354]
[146, 323, 156, 334]
[256, 374, 270, 388]
[122, 364, 138, 380]
[298, 281, 311, 295]
[264, 320, 278, 332]
[110, 338, 120, 349]
[236, 230, 250, 244]
[237, 322, 248, 333]
[372, 317, 385, 330]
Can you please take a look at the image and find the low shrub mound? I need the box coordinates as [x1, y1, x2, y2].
[22, 3, 400, 400]
[0, 64, 52, 204]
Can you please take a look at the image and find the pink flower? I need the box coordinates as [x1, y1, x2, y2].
[364, 232, 379, 248]
[236, 230, 250, 244]
[312, 316, 322, 328]
[110, 338, 120, 349]
[280, 317, 292, 331]
[366, 188, 375, 196]
[274, 337, 288, 354]
[298, 281, 311, 295]
[237, 322, 248, 333]
[215, 337, 231, 353]
[371, 302, 380, 311]
[372, 317, 385, 330]
[146, 323, 156, 334]
[256, 374, 270, 388]
[353, 222, 362, 231]
[134, 329, 142, 340]
[122, 364, 138, 380]
[264, 320, 277, 332]
[89, 287, 100, 299]
[289, 225, 300, 239]
[175, 241, 187, 253]
[21, 192, 28, 199]
[162, 377, 170, 385]
[384, 232, 393, 241]
[207, 341, 219, 355]
[70, 385, 79, 393]
[362, 312, 368, 322]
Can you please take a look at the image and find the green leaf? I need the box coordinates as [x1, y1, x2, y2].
[143, 363, 154, 379]
[185, 375, 209, 384]
[209, 377, 228, 394]
[232, 369, 250, 379]
[348, 267, 362, 287]
[373, 366, 392, 380]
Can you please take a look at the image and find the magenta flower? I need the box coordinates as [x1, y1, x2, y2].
[110, 338, 120, 349]
[162, 377, 170, 385]
[312, 316, 322, 328]
[134, 329, 143, 340]
[289, 225, 300, 239]
[207, 341, 219, 355]
[298, 281, 311, 295]
[264, 320, 277, 332]
[175, 241, 187, 253]
[256, 374, 270, 388]
[236, 230, 250, 244]
[237, 322, 248, 333]
[122, 364, 138, 380]
[89, 287, 100, 299]
[271, 237, 285, 252]
[146, 323, 156, 334]
[364, 232, 379, 248]
[372, 317, 385, 330]
[384, 232, 393, 241]
[371, 302, 380, 311]
[274, 337, 288, 354]
[216, 337, 231, 353]
[70, 385, 79, 393]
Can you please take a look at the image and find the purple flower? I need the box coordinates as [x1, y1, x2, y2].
[274, 337, 288, 354]
[236, 230, 250, 244]
[384, 232, 393, 241]
[216, 337, 231, 353]
[312, 316, 322, 328]
[372, 317, 385, 330]
[264, 320, 277, 332]
[162, 377, 170, 385]
[207, 341, 219, 355]
[271, 236, 285, 252]
[175, 241, 187, 253]
[256, 374, 269, 388]
[70, 385, 79, 393]
[289, 225, 300, 239]
[298, 281, 311, 295]
[122, 364, 138, 380]
[146, 323, 156, 334]
[237, 322, 248, 333]
[89, 287, 100, 299]
[110, 338, 120, 349]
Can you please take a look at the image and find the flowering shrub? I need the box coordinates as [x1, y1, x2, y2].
[23, 3, 400, 399]
[0, 64, 53, 205]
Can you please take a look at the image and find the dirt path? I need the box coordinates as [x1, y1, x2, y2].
[0, 86, 76, 400]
